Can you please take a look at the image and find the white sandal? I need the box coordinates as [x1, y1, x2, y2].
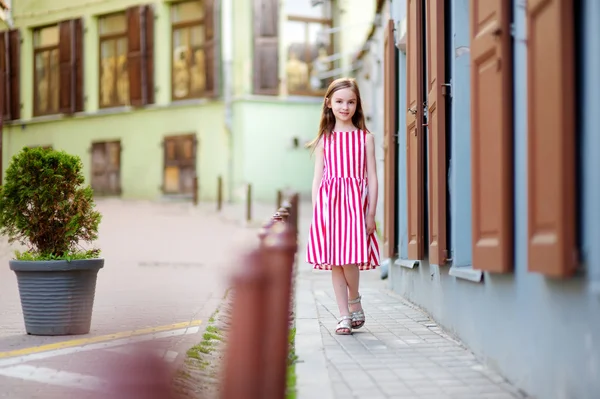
[349, 295, 365, 329]
[335, 315, 353, 335]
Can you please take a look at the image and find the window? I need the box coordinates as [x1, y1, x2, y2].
[252, 0, 336, 96]
[99, 13, 129, 108]
[284, 1, 333, 95]
[91, 141, 122, 196]
[0, 29, 20, 120]
[34, 26, 60, 115]
[33, 20, 83, 116]
[171, 0, 216, 100]
[163, 134, 197, 195]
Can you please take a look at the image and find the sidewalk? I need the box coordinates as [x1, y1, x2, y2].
[293, 202, 525, 399]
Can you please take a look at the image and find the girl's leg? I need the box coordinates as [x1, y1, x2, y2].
[342, 265, 360, 300]
[342, 265, 364, 328]
[332, 266, 350, 315]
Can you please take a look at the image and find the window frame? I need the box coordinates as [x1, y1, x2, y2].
[170, 0, 210, 101]
[285, 8, 334, 97]
[33, 25, 60, 117]
[98, 11, 129, 109]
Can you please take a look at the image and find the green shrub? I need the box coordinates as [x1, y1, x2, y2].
[0, 147, 102, 260]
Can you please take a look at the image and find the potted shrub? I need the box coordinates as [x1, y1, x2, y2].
[0, 147, 103, 336]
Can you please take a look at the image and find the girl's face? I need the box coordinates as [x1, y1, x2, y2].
[328, 88, 357, 124]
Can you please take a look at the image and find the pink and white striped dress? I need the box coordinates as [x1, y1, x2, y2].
[306, 130, 380, 270]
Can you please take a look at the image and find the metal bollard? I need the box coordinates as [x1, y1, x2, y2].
[277, 207, 290, 223]
[289, 193, 299, 239]
[260, 222, 297, 399]
[217, 175, 223, 211]
[192, 176, 198, 206]
[276, 189, 283, 209]
[258, 218, 275, 245]
[246, 183, 252, 222]
[221, 249, 267, 399]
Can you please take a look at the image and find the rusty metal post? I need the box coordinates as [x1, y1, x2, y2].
[217, 175, 223, 211]
[221, 249, 267, 399]
[260, 222, 297, 399]
[246, 183, 252, 222]
[277, 207, 289, 223]
[258, 218, 274, 245]
[192, 176, 198, 206]
[276, 189, 282, 209]
[289, 193, 299, 240]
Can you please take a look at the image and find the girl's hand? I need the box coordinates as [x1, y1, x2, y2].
[366, 214, 376, 236]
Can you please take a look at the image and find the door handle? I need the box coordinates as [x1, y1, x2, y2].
[408, 107, 417, 115]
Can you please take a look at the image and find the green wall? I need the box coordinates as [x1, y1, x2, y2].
[232, 99, 321, 202]
[2, 0, 366, 203]
[3, 103, 229, 201]
[3, 0, 229, 201]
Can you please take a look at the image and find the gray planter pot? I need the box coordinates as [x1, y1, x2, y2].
[9, 258, 104, 336]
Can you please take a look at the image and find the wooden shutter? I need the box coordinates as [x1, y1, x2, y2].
[406, 0, 425, 260]
[74, 19, 84, 112]
[253, 0, 279, 95]
[526, 0, 576, 278]
[144, 6, 155, 105]
[205, 0, 217, 96]
[0, 31, 7, 123]
[383, 19, 397, 259]
[127, 5, 154, 107]
[470, 0, 513, 273]
[0, 29, 20, 121]
[426, 0, 447, 265]
[59, 19, 84, 114]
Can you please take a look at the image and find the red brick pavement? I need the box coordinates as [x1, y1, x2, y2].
[0, 199, 278, 398]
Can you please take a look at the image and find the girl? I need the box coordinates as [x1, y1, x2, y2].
[306, 78, 380, 335]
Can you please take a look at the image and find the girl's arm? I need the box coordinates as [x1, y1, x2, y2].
[312, 138, 325, 207]
[365, 133, 378, 217]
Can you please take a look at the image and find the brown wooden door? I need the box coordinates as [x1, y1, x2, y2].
[426, 0, 447, 265]
[383, 19, 397, 259]
[526, 0, 576, 278]
[470, 0, 513, 273]
[163, 134, 197, 195]
[406, 0, 425, 260]
[91, 141, 122, 196]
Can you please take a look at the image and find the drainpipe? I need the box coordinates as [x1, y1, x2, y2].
[222, 0, 234, 202]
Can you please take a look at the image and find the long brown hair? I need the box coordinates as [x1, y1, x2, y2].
[306, 78, 369, 151]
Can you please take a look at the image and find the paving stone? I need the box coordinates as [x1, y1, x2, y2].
[291, 205, 522, 399]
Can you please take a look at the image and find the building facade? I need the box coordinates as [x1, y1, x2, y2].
[0, 0, 378, 202]
[359, 0, 600, 398]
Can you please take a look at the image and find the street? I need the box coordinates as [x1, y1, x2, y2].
[0, 199, 268, 398]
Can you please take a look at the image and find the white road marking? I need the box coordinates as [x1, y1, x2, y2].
[0, 326, 199, 368]
[105, 347, 179, 362]
[0, 365, 110, 393]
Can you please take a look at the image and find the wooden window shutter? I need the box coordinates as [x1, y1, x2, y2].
[205, 0, 218, 97]
[406, 0, 425, 260]
[426, 0, 447, 265]
[8, 29, 19, 120]
[0, 29, 20, 121]
[526, 0, 576, 278]
[253, 0, 279, 95]
[74, 19, 84, 112]
[0, 31, 7, 122]
[127, 5, 154, 107]
[144, 5, 155, 105]
[469, 0, 513, 273]
[59, 19, 84, 114]
[383, 19, 397, 259]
